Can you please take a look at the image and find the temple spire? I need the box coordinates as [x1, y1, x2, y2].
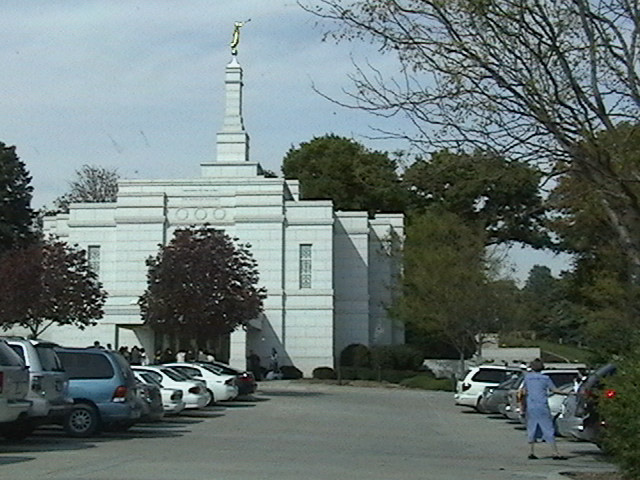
[216, 22, 250, 163]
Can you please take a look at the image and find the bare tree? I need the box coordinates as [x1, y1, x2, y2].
[304, 0, 640, 278]
[53, 165, 119, 213]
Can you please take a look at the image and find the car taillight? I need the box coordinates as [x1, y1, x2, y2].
[605, 389, 616, 399]
[31, 375, 44, 394]
[112, 385, 128, 402]
[462, 383, 471, 392]
[188, 386, 200, 394]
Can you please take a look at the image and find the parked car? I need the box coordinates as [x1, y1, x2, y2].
[455, 365, 523, 410]
[55, 347, 142, 437]
[200, 361, 257, 396]
[572, 363, 617, 444]
[133, 370, 185, 415]
[0, 339, 31, 439]
[556, 389, 582, 438]
[3, 337, 72, 437]
[504, 369, 582, 421]
[477, 373, 520, 414]
[135, 381, 164, 422]
[132, 366, 209, 409]
[162, 362, 238, 403]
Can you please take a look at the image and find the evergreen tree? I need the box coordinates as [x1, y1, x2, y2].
[0, 142, 35, 255]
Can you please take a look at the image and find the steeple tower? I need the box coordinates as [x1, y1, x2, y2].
[215, 56, 250, 163]
[201, 22, 261, 178]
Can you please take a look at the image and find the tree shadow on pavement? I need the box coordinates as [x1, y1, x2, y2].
[0, 456, 36, 466]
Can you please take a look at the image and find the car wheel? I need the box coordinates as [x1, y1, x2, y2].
[206, 389, 216, 406]
[65, 403, 100, 437]
[475, 397, 484, 412]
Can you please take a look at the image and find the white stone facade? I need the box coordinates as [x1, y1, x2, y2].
[32, 56, 404, 376]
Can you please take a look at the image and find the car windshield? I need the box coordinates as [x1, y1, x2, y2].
[36, 345, 64, 371]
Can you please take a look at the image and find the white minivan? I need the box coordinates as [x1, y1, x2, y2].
[455, 365, 522, 410]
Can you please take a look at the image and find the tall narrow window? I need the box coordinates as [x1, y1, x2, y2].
[88, 245, 101, 275]
[299, 244, 312, 289]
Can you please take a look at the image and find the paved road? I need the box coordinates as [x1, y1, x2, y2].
[0, 381, 615, 480]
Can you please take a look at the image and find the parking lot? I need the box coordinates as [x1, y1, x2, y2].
[0, 381, 614, 480]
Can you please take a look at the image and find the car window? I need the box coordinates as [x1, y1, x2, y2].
[35, 345, 64, 371]
[8, 344, 26, 363]
[472, 369, 515, 383]
[112, 352, 134, 382]
[160, 367, 187, 382]
[547, 372, 579, 387]
[57, 352, 114, 379]
[174, 366, 200, 377]
[139, 372, 162, 386]
[201, 364, 225, 375]
[203, 363, 236, 375]
[0, 342, 24, 366]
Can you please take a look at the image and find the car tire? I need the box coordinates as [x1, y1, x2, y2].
[65, 403, 100, 437]
[206, 389, 216, 406]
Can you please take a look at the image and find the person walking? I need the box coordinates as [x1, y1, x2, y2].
[519, 358, 567, 460]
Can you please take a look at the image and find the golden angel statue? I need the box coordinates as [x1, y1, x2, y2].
[230, 19, 250, 56]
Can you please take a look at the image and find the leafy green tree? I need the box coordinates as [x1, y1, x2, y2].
[393, 211, 497, 368]
[520, 266, 584, 344]
[306, 1, 640, 278]
[403, 150, 548, 246]
[139, 226, 266, 344]
[0, 238, 107, 338]
[0, 142, 36, 255]
[282, 134, 406, 216]
[53, 164, 119, 213]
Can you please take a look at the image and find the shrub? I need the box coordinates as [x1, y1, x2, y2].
[400, 374, 454, 391]
[312, 367, 337, 380]
[280, 365, 303, 380]
[370, 344, 423, 370]
[340, 344, 371, 367]
[599, 352, 640, 479]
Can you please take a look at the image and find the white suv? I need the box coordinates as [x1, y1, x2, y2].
[4, 338, 72, 435]
[0, 339, 31, 438]
[455, 365, 522, 410]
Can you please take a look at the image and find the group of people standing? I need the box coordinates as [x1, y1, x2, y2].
[153, 348, 216, 365]
[90, 341, 148, 365]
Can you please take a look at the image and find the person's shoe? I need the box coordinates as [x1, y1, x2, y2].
[528, 454, 538, 460]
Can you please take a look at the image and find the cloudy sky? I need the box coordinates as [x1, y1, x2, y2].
[0, 1, 570, 278]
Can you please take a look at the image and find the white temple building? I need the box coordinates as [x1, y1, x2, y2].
[36, 50, 404, 375]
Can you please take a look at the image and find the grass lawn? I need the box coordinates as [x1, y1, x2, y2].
[501, 336, 594, 364]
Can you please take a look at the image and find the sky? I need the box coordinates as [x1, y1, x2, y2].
[0, 1, 572, 280]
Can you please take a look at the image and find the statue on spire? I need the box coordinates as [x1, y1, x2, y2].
[230, 19, 251, 56]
